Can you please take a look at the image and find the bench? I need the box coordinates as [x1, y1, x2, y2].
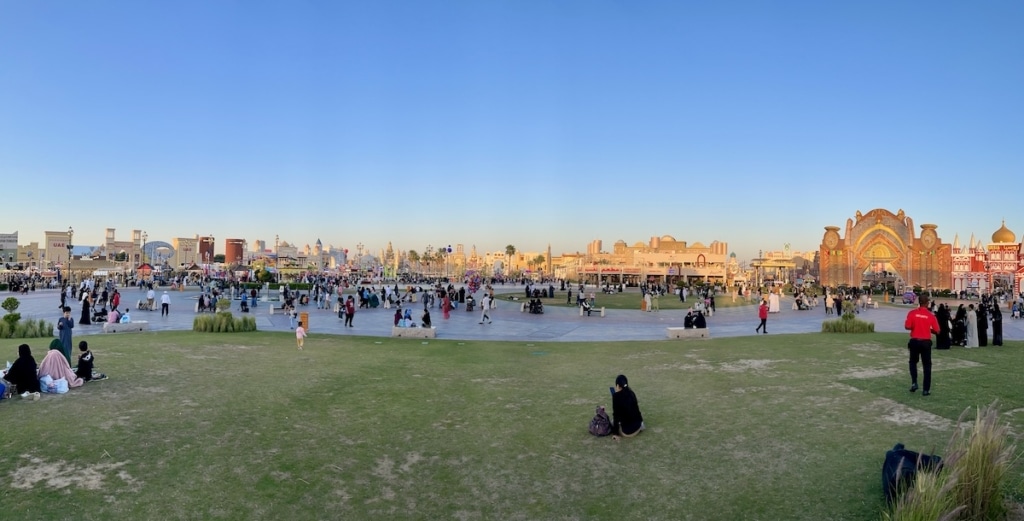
[391, 326, 436, 338]
[103, 321, 150, 333]
[666, 327, 710, 339]
[579, 306, 606, 317]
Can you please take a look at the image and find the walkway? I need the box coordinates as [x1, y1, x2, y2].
[12, 287, 1024, 343]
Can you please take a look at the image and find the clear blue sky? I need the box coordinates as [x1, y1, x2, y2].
[2, 1, 1022, 261]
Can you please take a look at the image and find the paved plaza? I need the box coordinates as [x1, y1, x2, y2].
[7, 286, 1024, 343]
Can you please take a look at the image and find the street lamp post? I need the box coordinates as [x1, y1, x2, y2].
[274, 234, 279, 282]
[446, 245, 452, 281]
[141, 231, 148, 265]
[66, 226, 74, 285]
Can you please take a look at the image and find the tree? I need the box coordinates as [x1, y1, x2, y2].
[2, 296, 20, 326]
[213, 254, 226, 263]
[407, 250, 420, 273]
[505, 245, 516, 274]
[531, 254, 547, 277]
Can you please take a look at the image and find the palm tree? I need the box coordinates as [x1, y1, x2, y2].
[533, 254, 547, 278]
[505, 245, 516, 275]
[407, 250, 420, 275]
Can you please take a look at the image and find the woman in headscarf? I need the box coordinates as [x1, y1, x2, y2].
[965, 304, 979, 348]
[990, 304, 1003, 346]
[952, 304, 967, 346]
[977, 304, 989, 347]
[935, 303, 952, 349]
[38, 340, 84, 388]
[3, 344, 41, 395]
[79, 291, 92, 325]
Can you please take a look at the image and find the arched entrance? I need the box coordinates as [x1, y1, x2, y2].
[820, 209, 951, 290]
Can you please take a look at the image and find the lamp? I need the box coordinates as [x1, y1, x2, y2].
[67, 226, 74, 284]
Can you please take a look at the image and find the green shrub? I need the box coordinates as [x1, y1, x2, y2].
[0, 283, 7, 291]
[1, 297, 19, 314]
[192, 312, 258, 333]
[0, 314, 50, 338]
[821, 311, 875, 333]
[215, 298, 231, 312]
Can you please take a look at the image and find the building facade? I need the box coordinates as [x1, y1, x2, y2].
[819, 209, 952, 290]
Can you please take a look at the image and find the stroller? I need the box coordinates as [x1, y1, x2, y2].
[529, 298, 545, 314]
[91, 307, 109, 323]
[465, 296, 476, 312]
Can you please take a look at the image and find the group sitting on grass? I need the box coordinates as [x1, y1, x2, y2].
[1, 341, 107, 400]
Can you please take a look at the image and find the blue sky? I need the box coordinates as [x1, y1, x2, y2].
[2, 1, 1022, 261]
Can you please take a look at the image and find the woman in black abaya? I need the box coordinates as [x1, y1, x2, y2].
[991, 304, 1003, 346]
[935, 303, 952, 349]
[977, 304, 989, 347]
[952, 304, 967, 346]
[3, 344, 41, 394]
[79, 292, 92, 325]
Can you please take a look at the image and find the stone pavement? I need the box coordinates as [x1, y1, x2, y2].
[9, 287, 1024, 343]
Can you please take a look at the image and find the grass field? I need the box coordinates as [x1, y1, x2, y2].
[2, 332, 1022, 520]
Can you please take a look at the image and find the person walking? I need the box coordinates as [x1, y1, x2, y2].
[479, 293, 492, 324]
[344, 296, 355, 327]
[754, 299, 769, 334]
[905, 294, 940, 396]
[160, 291, 171, 316]
[295, 321, 307, 350]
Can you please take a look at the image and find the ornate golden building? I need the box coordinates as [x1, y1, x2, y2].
[820, 209, 951, 290]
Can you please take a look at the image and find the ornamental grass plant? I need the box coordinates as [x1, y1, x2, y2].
[0, 317, 53, 338]
[192, 312, 257, 332]
[882, 402, 1017, 521]
[822, 309, 876, 333]
[945, 402, 1017, 520]
[882, 467, 965, 521]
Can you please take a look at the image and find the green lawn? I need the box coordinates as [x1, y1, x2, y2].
[2, 332, 1022, 520]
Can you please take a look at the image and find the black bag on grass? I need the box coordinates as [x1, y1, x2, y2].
[882, 443, 942, 504]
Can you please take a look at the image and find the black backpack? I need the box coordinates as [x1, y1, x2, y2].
[882, 443, 942, 504]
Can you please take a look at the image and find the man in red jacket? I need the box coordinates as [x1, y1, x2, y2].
[905, 294, 940, 396]
[755, 299, 769, 334]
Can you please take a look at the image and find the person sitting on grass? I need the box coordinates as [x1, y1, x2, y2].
[38, 341, 84, 389]
[610, 374, 644, 441]
[3, 344, 41, 398]
[75, 340, 107, 382]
